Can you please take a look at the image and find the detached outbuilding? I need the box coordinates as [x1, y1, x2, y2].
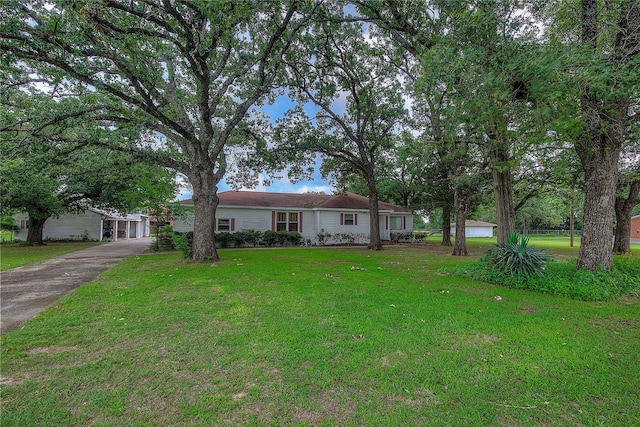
[451, 220, 497, 238]
[174, 191, 413, 244]
[631, 215, 640, 240]
[14, 208, 150, 241]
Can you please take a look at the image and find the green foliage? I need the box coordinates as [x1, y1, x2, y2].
[241, 229, 263, 247]
[485, 233, 552, 278]
[453, 254, 640, 302]
[172, 232, 193, 259]
[261, 230, 279, 247]
[390, 231, 413, 243]
[173, 230, 300, 254]
[316, 232, 332, 246]
[215, 232, 233, 249]
[0, 216, 19, 232]
[2, 247, 639, 426]
[153, 225, 175, 251]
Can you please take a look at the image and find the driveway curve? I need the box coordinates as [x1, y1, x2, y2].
[1, 238, 152, 333]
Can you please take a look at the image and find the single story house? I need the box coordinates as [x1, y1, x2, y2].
[13, 208, 150, 241]
[451, 220, 497, 238]
[174, 191, 413, 244]
[632, 215, 640, 240]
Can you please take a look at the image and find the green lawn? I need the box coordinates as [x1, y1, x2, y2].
[0, 241, 103, 271]
[1, 244, 639, 426]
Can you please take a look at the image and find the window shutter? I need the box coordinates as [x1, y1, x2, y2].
[231, 218, 235, 231]
[299, 212, 303, 232]
[20, 220, 25, 229]
[385, 216, 389, 230]
[403, 216, 406, 230]
[272, 211, 276, 231]
[355, 214, 358, 226]
[340, 213, 344, 225]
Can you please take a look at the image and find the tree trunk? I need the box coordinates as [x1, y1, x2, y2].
[575, 0, 632, 271]
[489, 144, 516, 244]
[26, 216, 47, 245]
[441, 204, 452, 246]
[613, 180, 640, 254]
[366, 173, 383, 250]
[188, 166, 221, 262]
[452, 185, 468, 256]
[570, 200, 575, 248]
[576, 150, 619, 269]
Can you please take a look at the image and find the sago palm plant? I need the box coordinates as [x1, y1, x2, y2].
[486, 233, 552, 277]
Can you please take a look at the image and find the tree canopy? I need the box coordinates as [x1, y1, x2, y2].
[1, 0, 638, 271]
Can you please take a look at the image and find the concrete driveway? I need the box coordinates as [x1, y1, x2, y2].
[1, 238, 152, 333]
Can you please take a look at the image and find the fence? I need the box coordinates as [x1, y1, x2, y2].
[520, 229, 582, 236]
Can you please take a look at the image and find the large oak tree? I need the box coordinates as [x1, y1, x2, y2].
[274, 14, 406, 250]
[1, 0, 315, 260]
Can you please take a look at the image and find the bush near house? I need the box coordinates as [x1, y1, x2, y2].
[172, 230, 304, 258]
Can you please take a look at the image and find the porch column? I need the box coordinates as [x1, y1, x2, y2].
[114, 220, 118, 241]
[126, 221, 130, 239]
[99, 219, 104, 240]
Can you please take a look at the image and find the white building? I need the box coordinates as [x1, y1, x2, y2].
[174, 191, 413, 244]
[14, 208, 150, 241]
[451, 220, 497, 238]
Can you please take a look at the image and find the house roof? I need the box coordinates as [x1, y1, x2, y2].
[464, 220, 497, 227]
[88, 207, 145, 221]
[180, 191, 411, 213]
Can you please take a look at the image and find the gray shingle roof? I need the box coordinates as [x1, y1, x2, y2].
[180, 191, 411, 213]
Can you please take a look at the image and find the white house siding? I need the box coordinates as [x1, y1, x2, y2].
[14, 211, 102, 241]
[173, 209, 195, 233]
[225, 208, 271, 232]
[380, 214, 414, 241]
[13, 211, 149, 241]
[174, 207, 415, 244]
[451, 226, 494, 238]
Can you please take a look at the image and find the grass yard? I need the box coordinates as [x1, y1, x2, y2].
[0, 241, 103, 271]
[1, 244, 639, 426]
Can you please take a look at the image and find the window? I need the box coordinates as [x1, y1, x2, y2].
[276, 212, 287, 231]
[288, 212, 298, 232]
[390, 216, 403, 230]
[217, 218, 230, 231]
[340, 213, 358, 226]
[276, 211, 299, 232]
[344, 213, 354, 225]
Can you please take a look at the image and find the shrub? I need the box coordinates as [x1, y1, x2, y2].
[230, 231, 246, 248]
[215, 232, 232, 248]
[285, 231, 302, 246]
[316, 232, 332, 246]
[242, 229, 263, 247]
[261, 230, 278, 247]
[485, 233, 552, 278]
[273, 231, 289, 246]
[334, 232, 355, 245]
[451, 256, 640, 301]
[0, 216, 19, 233]
[172, 231, 193, 259]
[156, 226, 175, 250]
[390, 231, 413, 243]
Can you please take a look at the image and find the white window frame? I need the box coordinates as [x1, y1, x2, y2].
[217, 218, 231, 231]
[276, 211, 299, 232]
